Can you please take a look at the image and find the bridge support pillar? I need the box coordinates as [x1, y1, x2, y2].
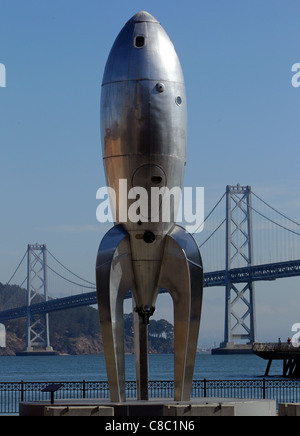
[25, 244, 53, 353]
[222, 185, 257, 348]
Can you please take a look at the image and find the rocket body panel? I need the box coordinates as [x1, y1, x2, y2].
[102, 12, 184, 86]
[101, 80, 186, 159]
[101, 11, 187, 234]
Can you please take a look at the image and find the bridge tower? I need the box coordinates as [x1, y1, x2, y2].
[24, 244, 54, 354]
[221, 185, 257, 348]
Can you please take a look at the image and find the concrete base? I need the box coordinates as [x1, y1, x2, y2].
[19, 404, 114, 416]
[19, 398, 276, 417]
[278, 403, 300, 416]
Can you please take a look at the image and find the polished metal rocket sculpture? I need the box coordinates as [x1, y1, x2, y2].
[96, 11, 203, 402]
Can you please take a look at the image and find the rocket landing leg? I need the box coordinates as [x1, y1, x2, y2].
[159, 225, 203, 401]
[96, 225, 134, 402]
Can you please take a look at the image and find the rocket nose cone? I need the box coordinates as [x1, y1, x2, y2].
[127, 10, 159, 24]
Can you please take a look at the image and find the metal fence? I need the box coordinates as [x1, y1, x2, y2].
[1, 379, 300, 414]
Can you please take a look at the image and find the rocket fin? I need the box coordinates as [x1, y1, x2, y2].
[96, 224, 134, 402]
[158, 225, 203, 401]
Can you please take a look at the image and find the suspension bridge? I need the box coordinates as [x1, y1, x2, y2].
[1, 184, 300, 352]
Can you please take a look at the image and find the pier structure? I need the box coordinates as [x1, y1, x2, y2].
[253, 343, 300, 377]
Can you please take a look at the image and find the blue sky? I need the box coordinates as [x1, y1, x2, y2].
[1, 0, 300, 346]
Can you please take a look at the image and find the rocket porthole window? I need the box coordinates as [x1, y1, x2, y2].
[134, 36, 145, 48]
[175, 96, 182, 106]
[156, 82, 165, 92]
[152, 176, 163, 184]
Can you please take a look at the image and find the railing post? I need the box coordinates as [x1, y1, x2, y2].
[203, 378, 207, 398]
[263, 378, 266, 399]
[20, 380, 24, 402]
[83, 380, 86, 399]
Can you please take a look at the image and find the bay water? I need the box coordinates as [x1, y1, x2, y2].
[0, 354, 284, 383]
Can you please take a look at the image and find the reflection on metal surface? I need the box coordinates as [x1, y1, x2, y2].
[96, 11, 203, 402]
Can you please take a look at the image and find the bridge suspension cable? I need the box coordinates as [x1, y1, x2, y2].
[194, 192, 227, 271]
[45, 263, 96, 289]
[194, 186, 300, 270]
[199, 218, 226, 248]
[47, 249, 96, 287]
[6, 251, 27, 286]
[252, 191, 300, 228]
[232, 192, 300, 237]
[192, 192, 226, 236]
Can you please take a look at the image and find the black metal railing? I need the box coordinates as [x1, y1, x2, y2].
[1, 379, 300, 414]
